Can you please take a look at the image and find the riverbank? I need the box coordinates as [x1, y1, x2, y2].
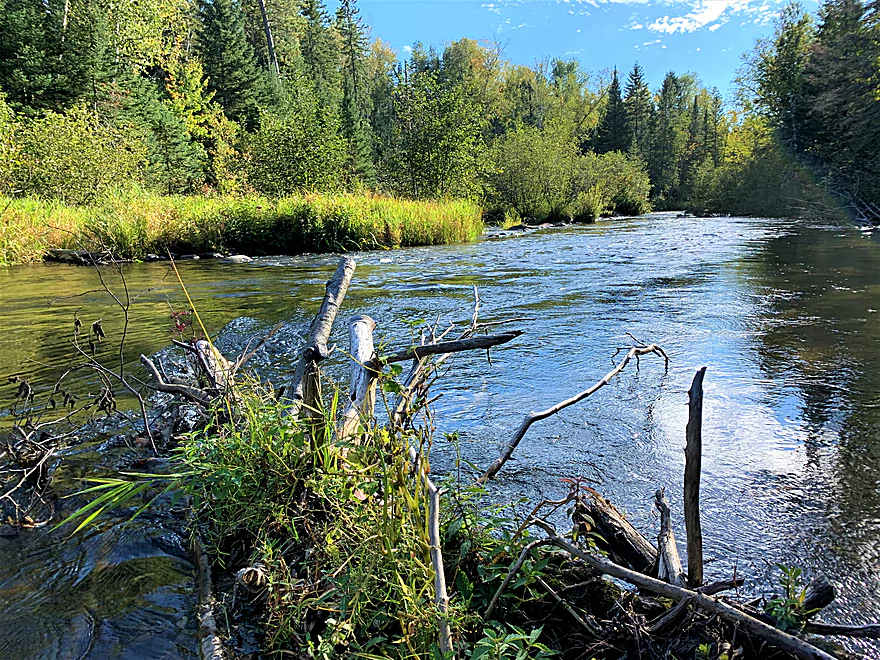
[0, 193, 484, 266]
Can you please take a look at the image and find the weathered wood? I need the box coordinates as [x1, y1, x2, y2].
[803, 575, 836, 616]
[140, 354, 213, 407]
[339, 315, 378, 442]
[655, 489, 686, 587]
[684, 366, 707, 588]
[805, 622, 880, 639]
[195, 339, 234, 390]
[408, 446, 453, 655]
[284, 256, 357, 416]
[192, 534, 226, 660]
[477, 343, 668, 484]
[535, 525, 840, 660]
[381, 330, 522, 364]
[649, 596, 692, 634]
[579, 489, 657, 575]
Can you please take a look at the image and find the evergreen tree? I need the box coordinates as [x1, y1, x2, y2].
[624, 63, 652, 157]
[648, 71, 689, 205]
[336, 0, 375, 187]
[300, 0, 341, 111]
[196, 0, 268, 128]
[596, 69, 629, 153]
[0, 0, 113, 114]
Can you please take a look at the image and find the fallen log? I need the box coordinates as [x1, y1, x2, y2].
[803, 575, 836, 616]
[578, 488, 657, 575]
[284, 256, 357, 417]
[804, 622, 880, 639]
[140, 354, 214, 407]
[654, 489, 686, 587]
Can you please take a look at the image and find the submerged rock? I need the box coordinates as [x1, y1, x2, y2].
[143, 253, 167, 262]
[178, 254, 200, 260]
[199, 252, 224, 259]
[223, 254, 253, 264]
[44, 248, 110, 265]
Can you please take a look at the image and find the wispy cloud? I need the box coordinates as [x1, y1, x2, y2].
[647, 0, 753, 33]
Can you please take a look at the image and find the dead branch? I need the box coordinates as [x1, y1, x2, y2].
[536, 576, 601, 638]
[685, 366, 706, 588]
[140, 355, 213, 407]
[532, 521, 839, 660]
[485, 539, 552, 618]
[477, 343, 669, 484]
[654, 489, 686, 587]
[804, 622, 880, 639]
[284, 256, 357, 417]
[380, 331, 522, 364]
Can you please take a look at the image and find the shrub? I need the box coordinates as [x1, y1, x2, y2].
[7, 105, 146, 204]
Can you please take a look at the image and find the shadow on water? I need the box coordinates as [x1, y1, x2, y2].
[1, 213, 879, 656]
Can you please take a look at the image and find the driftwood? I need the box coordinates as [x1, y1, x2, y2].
[805, 622, 880, 638]
[284, 256, 357, 416]
[381, 331, 522, 364]
[684, 366, 706, 588]
[654, 489, 686, 587]
[579, 488, 657, 575]
[408, 446, 453, 656]
[195, 339, 234, 390]
[534, 523, 840, 660]
[339, 315, 378, 442]
[803, 575, 836, 615]
[140, 354, 214, 407]
[193, 534, 226, 660]
[478, 343, 668, 484]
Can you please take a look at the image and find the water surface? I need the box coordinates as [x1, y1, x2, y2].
[2, 213, 879, 657]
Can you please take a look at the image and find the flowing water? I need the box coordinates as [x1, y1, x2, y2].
[2, 213, 879, 658]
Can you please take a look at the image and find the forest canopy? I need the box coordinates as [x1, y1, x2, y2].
[0, 0, 876, 222]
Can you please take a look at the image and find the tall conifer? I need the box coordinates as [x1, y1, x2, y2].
[596, 69, 629, 153]
[196, 0, 267, 128]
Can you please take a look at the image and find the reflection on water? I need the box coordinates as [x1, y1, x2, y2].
[1, 213, 879, 656]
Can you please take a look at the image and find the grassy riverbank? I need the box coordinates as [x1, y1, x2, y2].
[0, 194, 484, 266]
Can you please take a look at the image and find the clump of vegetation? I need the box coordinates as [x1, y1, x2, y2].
[0, 193, 483, 265]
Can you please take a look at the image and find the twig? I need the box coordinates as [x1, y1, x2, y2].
[536, 576, 601, 638]
[485, 539, 552, 618]
[477, 343, 668, 484]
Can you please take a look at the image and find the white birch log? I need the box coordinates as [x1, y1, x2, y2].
[339, 315, 378, 442]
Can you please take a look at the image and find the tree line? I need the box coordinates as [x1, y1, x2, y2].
[0, 0, 875, 221]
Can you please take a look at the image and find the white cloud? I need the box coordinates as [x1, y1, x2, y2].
[647, 0, 749, 33]
[402, 45, 413, 54]
[631, 22, 645, 28]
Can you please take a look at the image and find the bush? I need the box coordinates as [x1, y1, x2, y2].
[486, 124, 651, 223]
[6, 105, 146, 204]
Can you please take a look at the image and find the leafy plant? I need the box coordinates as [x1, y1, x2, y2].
[766, 563, 810, 631]
[468, 623, 555, 660]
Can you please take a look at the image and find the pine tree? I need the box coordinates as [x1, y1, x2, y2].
[0, 0, 113, 114]
[648, 71, 689, 205]
[336, 0, 375, 187]
[596, 69, 629, 153]
[623, 63, 652, 157]
[196, 0, 268, 128]
[300, 0, 341, 111]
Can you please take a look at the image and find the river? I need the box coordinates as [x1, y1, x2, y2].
[1, 213, 878, 658]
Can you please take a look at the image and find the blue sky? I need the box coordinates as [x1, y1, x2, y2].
[351, 0, 818, 97]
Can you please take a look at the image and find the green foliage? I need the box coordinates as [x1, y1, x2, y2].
[486, 122, 650, 222]
[389, 68, 486, 199]
[247, 92, 346, 195]
[468, 624, 555, 660]
[3, 105, 146, 205]
[196, 0, 270, 128]
[595, 69, 629, 154]
[766, 564, 812, 631]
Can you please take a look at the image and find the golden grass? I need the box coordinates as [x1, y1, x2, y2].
[0, 193, 484, 266]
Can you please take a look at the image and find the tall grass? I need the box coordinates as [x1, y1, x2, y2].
[0, 193, 484, 266]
